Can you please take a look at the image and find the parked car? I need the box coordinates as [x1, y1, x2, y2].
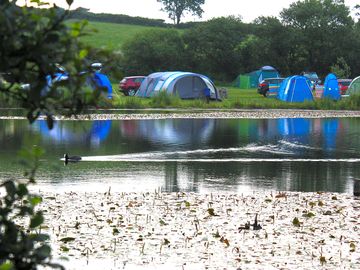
[119, 76, 145, 96]
[301, 72, 321, 90]
[338, 79, 352, 95]
[257, 77, 285, 97]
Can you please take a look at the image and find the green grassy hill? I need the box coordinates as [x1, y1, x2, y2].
[72, 21, 173, 50]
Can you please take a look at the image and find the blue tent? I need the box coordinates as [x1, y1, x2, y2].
[277, 76, 313, 102]
[323, 73, 340, 101]
[136, 71, 220, 100]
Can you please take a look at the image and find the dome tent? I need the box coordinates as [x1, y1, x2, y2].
[348, 76, 360, 96]
[136, 72, 220, 100]
[277, 75, 313, 102]
[323, 73, 340, 101]
[233, 66, 280, 89]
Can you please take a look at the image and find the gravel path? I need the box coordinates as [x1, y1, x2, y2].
[2, 109, 360, 121]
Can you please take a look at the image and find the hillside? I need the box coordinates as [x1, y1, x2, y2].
[72, 21, 178, 50]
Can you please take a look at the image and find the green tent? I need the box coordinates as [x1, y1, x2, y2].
[233, 66, 279, 89]
[348, 76, 360, 95]
[233, 75, 251, 89]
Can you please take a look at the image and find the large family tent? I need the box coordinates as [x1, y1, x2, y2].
[277, 76, 314, 102]
[323, 73, 340, 101]
[348, 76, 360, 95]
[136, 72, 220, 100]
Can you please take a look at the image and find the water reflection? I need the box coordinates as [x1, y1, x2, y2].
[1, 117, 360, 194]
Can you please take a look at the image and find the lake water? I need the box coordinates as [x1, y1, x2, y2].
[1, 117, 360, 194]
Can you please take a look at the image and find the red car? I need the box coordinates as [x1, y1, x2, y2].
[119, 76, 145, 96]
[338, 79, 352, 95]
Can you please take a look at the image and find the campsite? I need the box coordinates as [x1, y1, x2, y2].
[1, 1, 360, 270]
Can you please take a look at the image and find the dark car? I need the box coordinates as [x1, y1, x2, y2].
[119, 76, 145, 96]
[338, 79, 352, 95]
[257, 77, 285, 97]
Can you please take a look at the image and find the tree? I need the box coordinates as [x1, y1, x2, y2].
[121, 29, 186, 75]
[0, 0, 111, 128]
[0, 1, 109, 269]
[330, 57, 351, 78]
[183, 16, 246, 81]
[157, 0, 205, 25]
[247, 16, 295, 75]
[280, 0, 354, 76]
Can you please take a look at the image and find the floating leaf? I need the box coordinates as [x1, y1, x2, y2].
[163, 238, 170, 245]
[159, 219, 168, 226]
[303, 212, 315, 218]
[185, 201, 191, 208]
[320, 256, 326, 265]
[292, 217, 301, 227]
[213, 230, 220, 238]
[60, 245, 69, 252]
[60, 237, 75, 243]
[220, 236, 230, 247]
[207, 208, 217, 216]
[350, 242, 356, 252]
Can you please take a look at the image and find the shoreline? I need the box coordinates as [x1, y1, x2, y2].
[37, 190, 360, 270]
[1, 109, 360, 121]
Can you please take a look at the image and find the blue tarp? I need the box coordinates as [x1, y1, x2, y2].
[323, 73, 340, 101]
[92, 72, 113, 99]
[277, 76, 313, 102]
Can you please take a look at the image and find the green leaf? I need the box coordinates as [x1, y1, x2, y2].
[3, 181, 16, 197]
[30, 233, 49, 242]
[79, 49, 88, 59]
[17, 183, 28, 197]
[30, 212, 44, 228]
[34, 245, 51, 260]
[0, 261, 13, 270]
[30, 196, 42, 206]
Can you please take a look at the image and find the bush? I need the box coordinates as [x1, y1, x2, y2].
[150, 91, 182, 108]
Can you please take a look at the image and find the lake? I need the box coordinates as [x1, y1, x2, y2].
[1, 117, 360, 194]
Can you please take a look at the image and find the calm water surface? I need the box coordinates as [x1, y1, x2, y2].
[1, 117, 360, 194]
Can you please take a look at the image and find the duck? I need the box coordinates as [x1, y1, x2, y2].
[64, 153, 82, 165]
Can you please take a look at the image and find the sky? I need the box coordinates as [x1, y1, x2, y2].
[27, 0, 360, 23]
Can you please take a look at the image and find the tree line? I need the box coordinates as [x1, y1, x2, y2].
[119, 0, 360, 82]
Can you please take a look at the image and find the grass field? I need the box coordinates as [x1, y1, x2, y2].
[109, 85, 360, 111]
[72, 21, 177, 50]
